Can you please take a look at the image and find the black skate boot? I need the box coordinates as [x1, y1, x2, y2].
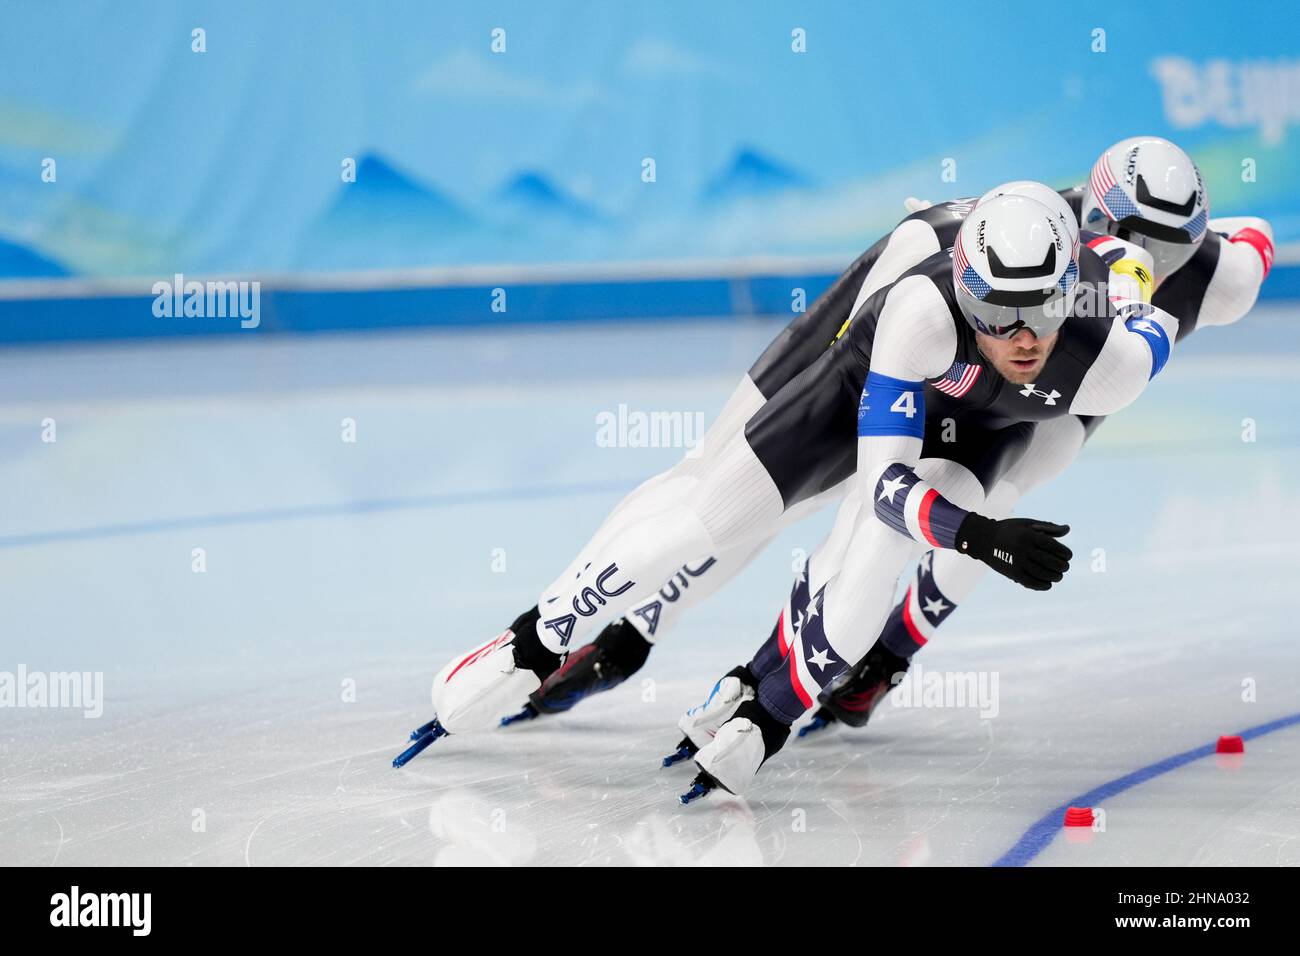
[506, 605, 563, 676]
[799, 639, 910, 737]
[500, 618, 651, 726]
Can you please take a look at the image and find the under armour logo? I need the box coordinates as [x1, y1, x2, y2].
[1019, 383, 1061, 405]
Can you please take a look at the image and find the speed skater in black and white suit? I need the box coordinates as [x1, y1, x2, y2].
[665, 190, 1183, 800]
[397, 189, 994, 750]
[400, 177, 1178, 786]
[669, 140, 1272, 796]
[795, 137, 1274, 737]
[521, 138, 1271, 735]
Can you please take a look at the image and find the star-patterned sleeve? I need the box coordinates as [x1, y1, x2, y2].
[854, 274, 969, 549]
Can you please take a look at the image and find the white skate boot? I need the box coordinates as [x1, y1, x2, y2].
[393, 608, 559, 768]
[430, 631, 541, 734]
[680, 701, 791, 804]
[661, 666, 756, 767]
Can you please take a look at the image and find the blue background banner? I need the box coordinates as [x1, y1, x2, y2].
[0, 1, 1297, 334]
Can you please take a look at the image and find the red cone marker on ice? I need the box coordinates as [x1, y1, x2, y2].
[1215, 735, 1245, 770]
[1063, 806, 1094, 827]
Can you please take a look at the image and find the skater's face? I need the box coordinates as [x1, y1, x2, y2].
[975, 328, 1058, 384]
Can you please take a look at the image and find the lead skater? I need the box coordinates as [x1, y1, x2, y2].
[399, 188, 1177, 781]
[800, 138, 1272, 736]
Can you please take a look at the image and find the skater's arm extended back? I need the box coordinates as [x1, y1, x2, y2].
[1198, 217, 1274, 328]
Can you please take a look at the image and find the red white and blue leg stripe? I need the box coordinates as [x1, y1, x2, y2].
[746, 554, 812, 681]
[756, 584, 849, 726]
[879, 552, 959, 659]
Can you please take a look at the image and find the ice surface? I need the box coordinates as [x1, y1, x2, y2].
[1, 310, 1298, 866]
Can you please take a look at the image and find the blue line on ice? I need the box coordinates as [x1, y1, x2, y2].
[994, 711, 1300, 866]
[0, 478, 634, 550]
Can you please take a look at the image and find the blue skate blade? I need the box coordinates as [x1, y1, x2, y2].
[798, 714, 831, 738]
[409, 718, 442, 741]
[679, 780, 713, 805]
[393, 721, 447, 767]
[661, 745, 693, 768]
[500, 703, 540, 727]
[392, 732, 437, 768]
[679, 768, 724, 804]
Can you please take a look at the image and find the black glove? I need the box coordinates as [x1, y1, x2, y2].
[955, 513, 1072, 591]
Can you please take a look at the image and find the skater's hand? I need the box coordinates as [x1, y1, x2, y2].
[955, 514, 1071, 591]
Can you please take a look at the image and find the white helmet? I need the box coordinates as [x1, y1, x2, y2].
[1081, 136, 1208, 275]
[978, 180, 1079, 247]
[952, 194, 1080, 339]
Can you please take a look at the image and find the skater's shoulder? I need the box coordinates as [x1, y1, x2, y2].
[868, 267, 961, 379]
[883, 247, 960, 297]
[838, 252, 956, 340]
[881, 257, 962, 327]
[894, 251, 967, 329]
[901, 197, 978, 232]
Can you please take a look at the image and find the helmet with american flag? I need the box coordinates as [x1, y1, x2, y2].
[1081, 136, 1208, 276]
[952, 193, 1080, 340]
